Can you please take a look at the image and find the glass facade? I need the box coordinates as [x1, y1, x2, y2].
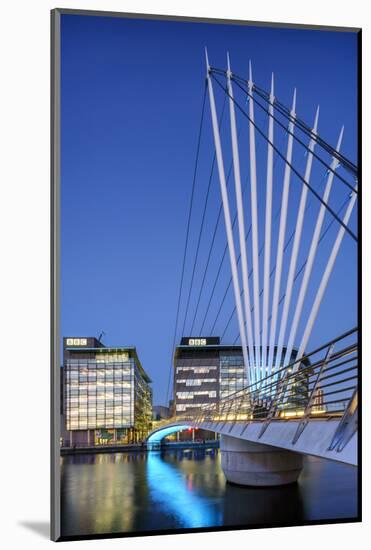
[65, 356, 135, 431]
[134, 365, 153, 433]
[63, 339, 152, 445]
[174, 340, 310, 416]
[219, 348, 301, 399]
[220, 353, 247, 399]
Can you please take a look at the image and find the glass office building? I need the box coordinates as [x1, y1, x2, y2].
[63, 337, 152, 447]
[173, 337, 309, 415]
[219, 351, 248, 400]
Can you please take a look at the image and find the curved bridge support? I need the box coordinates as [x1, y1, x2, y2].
[147, 424, 191, 444]
[220, 434, 303, 487]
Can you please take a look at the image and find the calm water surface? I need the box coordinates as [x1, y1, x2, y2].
[60, 448, 357, 537]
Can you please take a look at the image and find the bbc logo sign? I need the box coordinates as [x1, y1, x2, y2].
[66, 338, 87, 346]
[188, 338, 207, 346]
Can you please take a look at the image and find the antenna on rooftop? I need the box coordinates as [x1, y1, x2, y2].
[98, 331, 106, 343]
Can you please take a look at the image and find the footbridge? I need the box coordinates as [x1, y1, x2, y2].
[149, 329, 358, 485]
[157, 54, 358, 487]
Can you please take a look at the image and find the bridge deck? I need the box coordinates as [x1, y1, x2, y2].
[150, 419, 357, 466]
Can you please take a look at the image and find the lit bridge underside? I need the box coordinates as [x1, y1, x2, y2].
[150, 328, 358, 469]
[147, 425, 192, 444]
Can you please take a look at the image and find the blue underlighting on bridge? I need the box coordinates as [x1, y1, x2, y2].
[147, 425, 191, 443]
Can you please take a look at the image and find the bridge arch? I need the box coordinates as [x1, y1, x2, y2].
[147, 424, 192, 443]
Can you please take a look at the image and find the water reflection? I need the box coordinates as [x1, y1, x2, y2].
[61, 449, 357, 538]
[146, 451, 223, 527]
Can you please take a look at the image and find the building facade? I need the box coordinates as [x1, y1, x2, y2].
[152, 405, 171, 420]
[62, 337, 152, 447]
[173, 337, 310, 416]
[174, 337, 220, 415]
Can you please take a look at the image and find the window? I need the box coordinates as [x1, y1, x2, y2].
[194, 390, 216, 398]
[177, 366, 217, 373]
[186, 379, 201, 386]
[176, 392, 194, 399]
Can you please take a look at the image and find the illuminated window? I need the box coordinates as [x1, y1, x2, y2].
[65, 353, 151, 432]
[176, 392, 194, 399]
[185, 380, 201, 386]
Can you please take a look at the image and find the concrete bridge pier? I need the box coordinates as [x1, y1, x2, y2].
[220, 434, 303, 487]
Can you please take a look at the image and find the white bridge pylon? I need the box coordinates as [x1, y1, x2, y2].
[205, 50, 358, 386]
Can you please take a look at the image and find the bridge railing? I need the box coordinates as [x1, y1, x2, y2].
[175, 328, 358, 438]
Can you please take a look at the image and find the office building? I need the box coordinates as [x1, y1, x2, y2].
[153, 405, 170, 420]
[173, 337, 310, 416]
[62, 336, 152, 447]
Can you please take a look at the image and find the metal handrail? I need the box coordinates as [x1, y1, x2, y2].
[173, 328, 357, 440]
[154, 331, 359, 453]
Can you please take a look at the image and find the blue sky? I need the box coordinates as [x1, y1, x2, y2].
[61, 14, 358, 404]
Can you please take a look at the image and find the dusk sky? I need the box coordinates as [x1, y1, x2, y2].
[61, 13, 358, 404]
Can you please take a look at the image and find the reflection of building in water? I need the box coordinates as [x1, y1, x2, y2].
[61, 452, 136, 536]
[61, 336, 152, 447]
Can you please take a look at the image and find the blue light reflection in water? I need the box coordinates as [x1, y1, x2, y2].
[146, 451, 222, 528]
[60, 449, 357, 538]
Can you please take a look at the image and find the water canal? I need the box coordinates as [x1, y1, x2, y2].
[60, 448, 358, 537]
